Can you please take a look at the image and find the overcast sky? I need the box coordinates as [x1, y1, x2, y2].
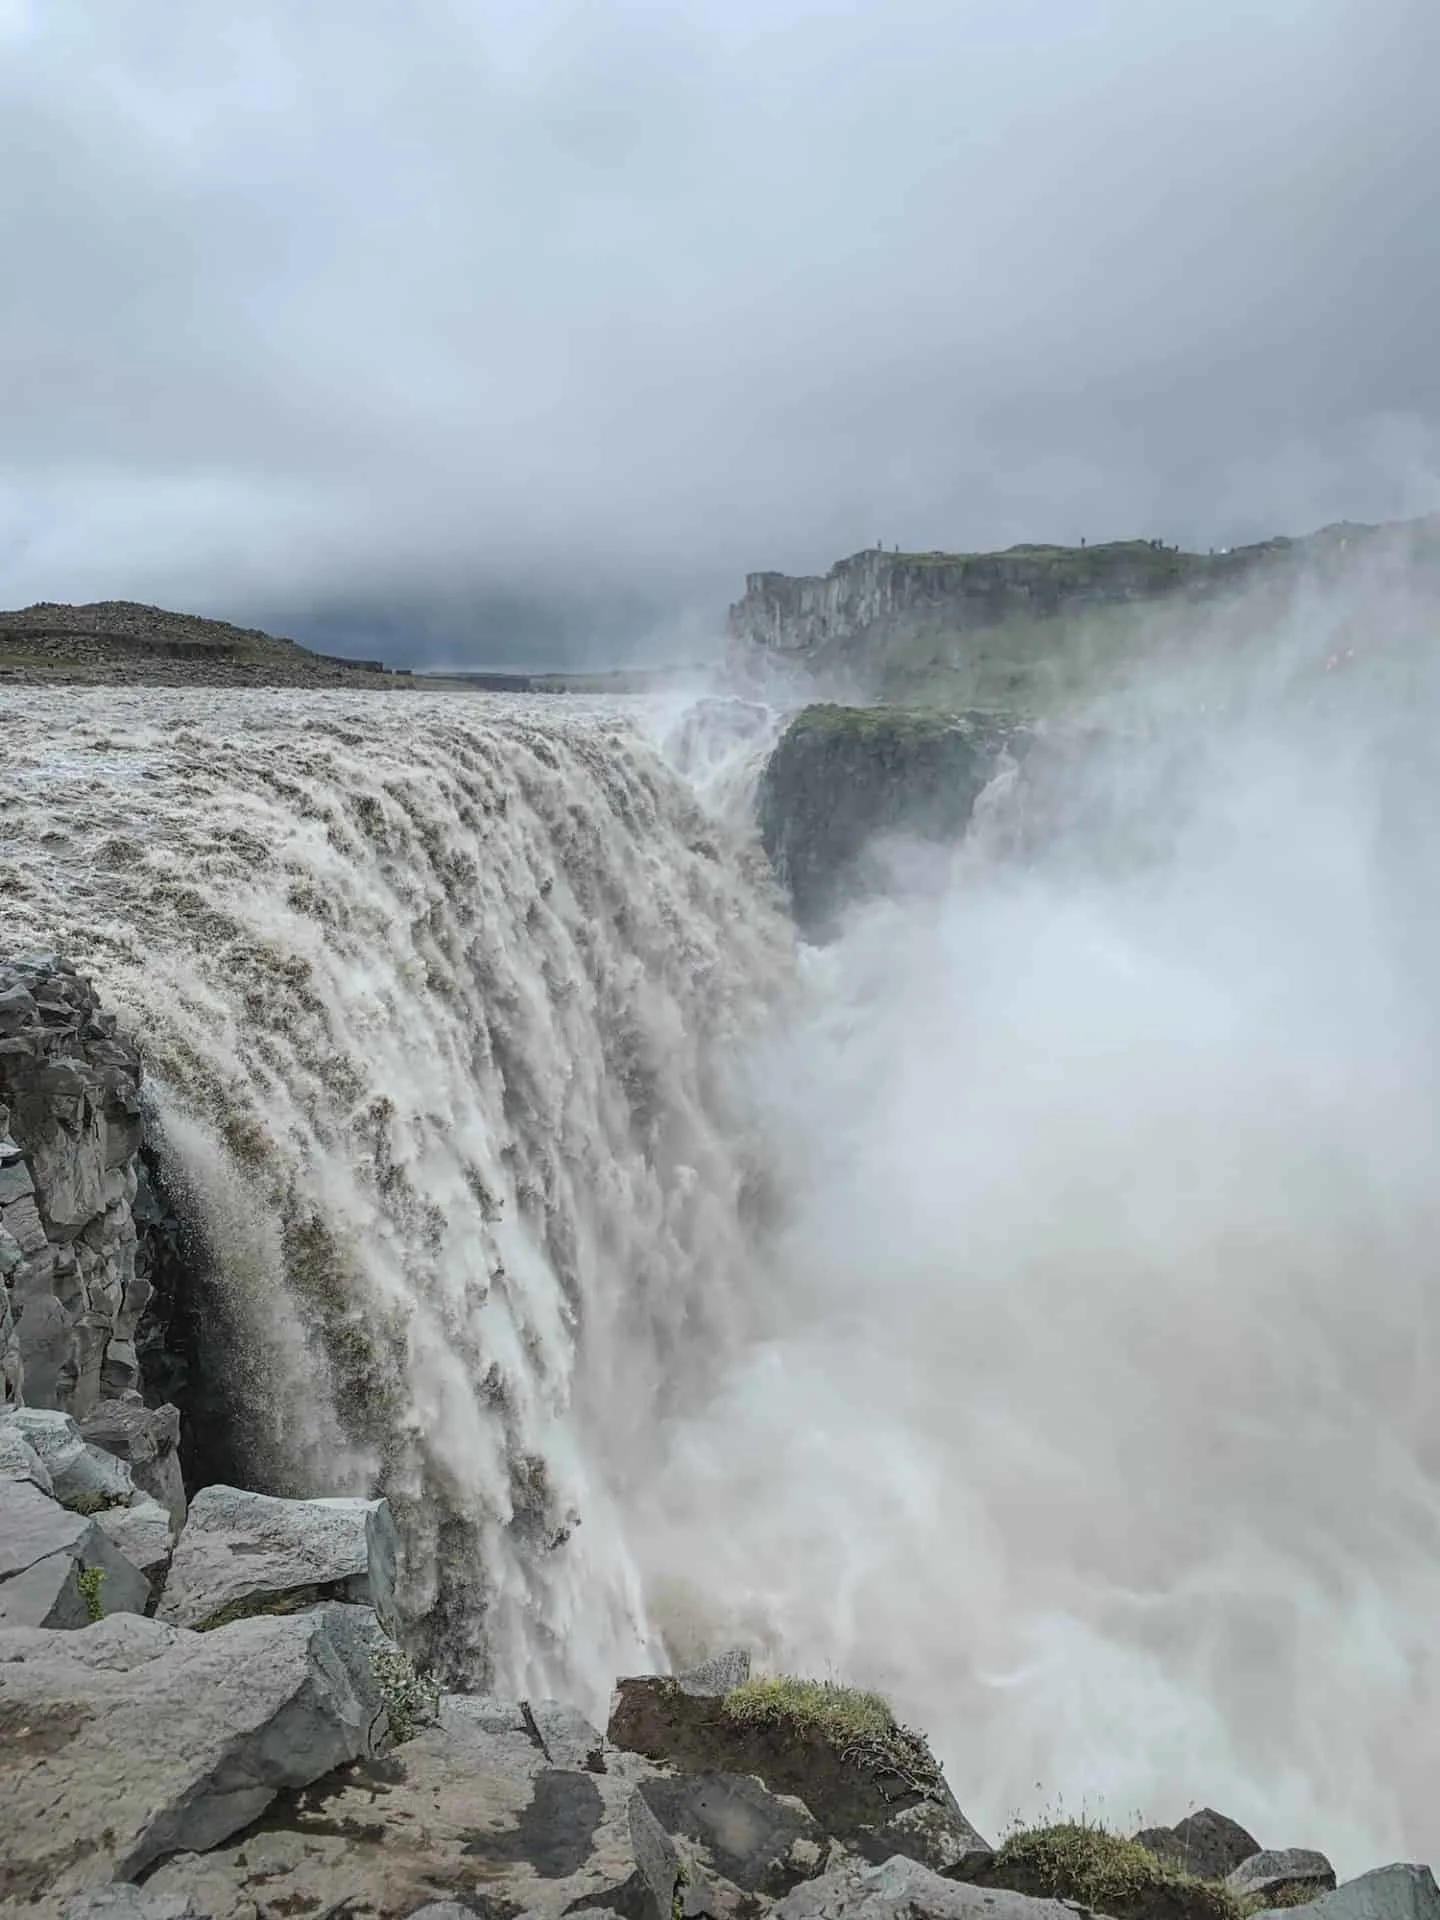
[2, 0, 1437, 662]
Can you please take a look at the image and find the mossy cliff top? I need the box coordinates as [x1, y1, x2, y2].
[729, 514, 1440, 712]
[756, 704, 1022, 936]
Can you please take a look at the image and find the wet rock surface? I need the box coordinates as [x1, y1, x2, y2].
[0, 959, 147, 1414]
[755, 706, 1022, 937]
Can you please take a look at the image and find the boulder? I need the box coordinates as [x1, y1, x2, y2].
[157, 1484, 397, 1631]
[95, 1494, 176, 1585]
[1, 1407, 135, 1509]
[0, 1418, 55, 1493]
[1253, 1866, 1440, 1920]
[607, 1676, 992, 1878]
[1134, 1810, 1261, 1880]
[529, 1697, 609, 1769]
[0, 1477, 150, 1627]
[0, 1603, 388, 1909]
[633, 1769, 845, 1900]
[1230, 1851, 1338, 1905]
[80, 1395, 186, 1530]
[774, 1854, 1095, 1920]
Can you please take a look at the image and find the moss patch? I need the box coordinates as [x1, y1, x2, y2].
[63, 1490, 129, 1517]
[723, 1677, 897, 1746]
[984, 1822, 1244, 1920]
[76, 1565, 106, 1623]
[722, 1676, 946, 1804]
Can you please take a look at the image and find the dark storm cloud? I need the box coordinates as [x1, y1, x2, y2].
[2, 0, 1437, 658]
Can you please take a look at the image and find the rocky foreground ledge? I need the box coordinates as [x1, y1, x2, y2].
[2, 1418, 1434, 1919]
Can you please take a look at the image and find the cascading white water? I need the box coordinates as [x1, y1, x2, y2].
[1, 686, 794, 1699]
[7, 666, 1440, 1877]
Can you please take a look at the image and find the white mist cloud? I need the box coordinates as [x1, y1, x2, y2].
[638, 630, 1440, 1871]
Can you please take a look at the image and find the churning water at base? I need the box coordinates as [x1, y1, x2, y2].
[5, 679, 1440, 1875]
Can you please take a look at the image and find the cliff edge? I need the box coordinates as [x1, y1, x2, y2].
[729, 517, 1440, 708]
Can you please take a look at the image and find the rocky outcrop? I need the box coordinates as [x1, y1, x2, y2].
[79, 1395, 186, 1530]
[158, 1484, 397, 1632]
[756, 705, 1022, 936]
[0, 1604, 390, 1905]
[0, 958, 147, 1413]
[730, 542, 1222, 664]
[727, 518, 1440, 702]
[607, 1674, 993, 1879]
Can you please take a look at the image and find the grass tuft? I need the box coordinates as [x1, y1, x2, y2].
[723, 1676, 897, 1743]
[994, 1821, 1246, 1920]
[722, 1675, 946, 1803]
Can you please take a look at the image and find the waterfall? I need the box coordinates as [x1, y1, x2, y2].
[2, 686, 793, 1702]
[8, 675, 1440, 1874]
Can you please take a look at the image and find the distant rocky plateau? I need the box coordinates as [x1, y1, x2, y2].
[728, 515, 1440, 709]
[0, 600, 414, 687]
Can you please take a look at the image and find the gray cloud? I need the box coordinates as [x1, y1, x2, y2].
[2, 0, 1438, 660]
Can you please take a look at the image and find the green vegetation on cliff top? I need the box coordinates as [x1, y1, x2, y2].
[743, 515, 1440, 719]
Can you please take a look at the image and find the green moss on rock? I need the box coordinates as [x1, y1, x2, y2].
[980, 1822, 1245, 1920]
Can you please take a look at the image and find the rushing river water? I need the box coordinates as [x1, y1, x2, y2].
[4, 681, 1439, 1873]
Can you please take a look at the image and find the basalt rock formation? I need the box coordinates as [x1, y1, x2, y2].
[756, 705, 1024, 937]
[1, 957, 149, 1412]
[729, 517, 1440, 708]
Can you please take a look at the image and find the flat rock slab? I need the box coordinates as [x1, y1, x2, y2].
[776, 1855, 1095, 1920]
[0, 1603, 387, 1913]
[1254, 1867, 1440, 1920]
[158, 1484, 397, 1631]
[147, 1710, 657, 1920]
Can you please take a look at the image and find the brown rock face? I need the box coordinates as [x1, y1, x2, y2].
[606, 1677, 992, 1878]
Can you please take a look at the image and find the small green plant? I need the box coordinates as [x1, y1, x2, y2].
[76, 1565, 106, 1623]
[368, 1638, 439, 1748]
[672, 1859, 691, 1920]
[723, 1675, 946, 1803]
[992, 1819, 1245, 1920]
[65, 1490, 127, 1517]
